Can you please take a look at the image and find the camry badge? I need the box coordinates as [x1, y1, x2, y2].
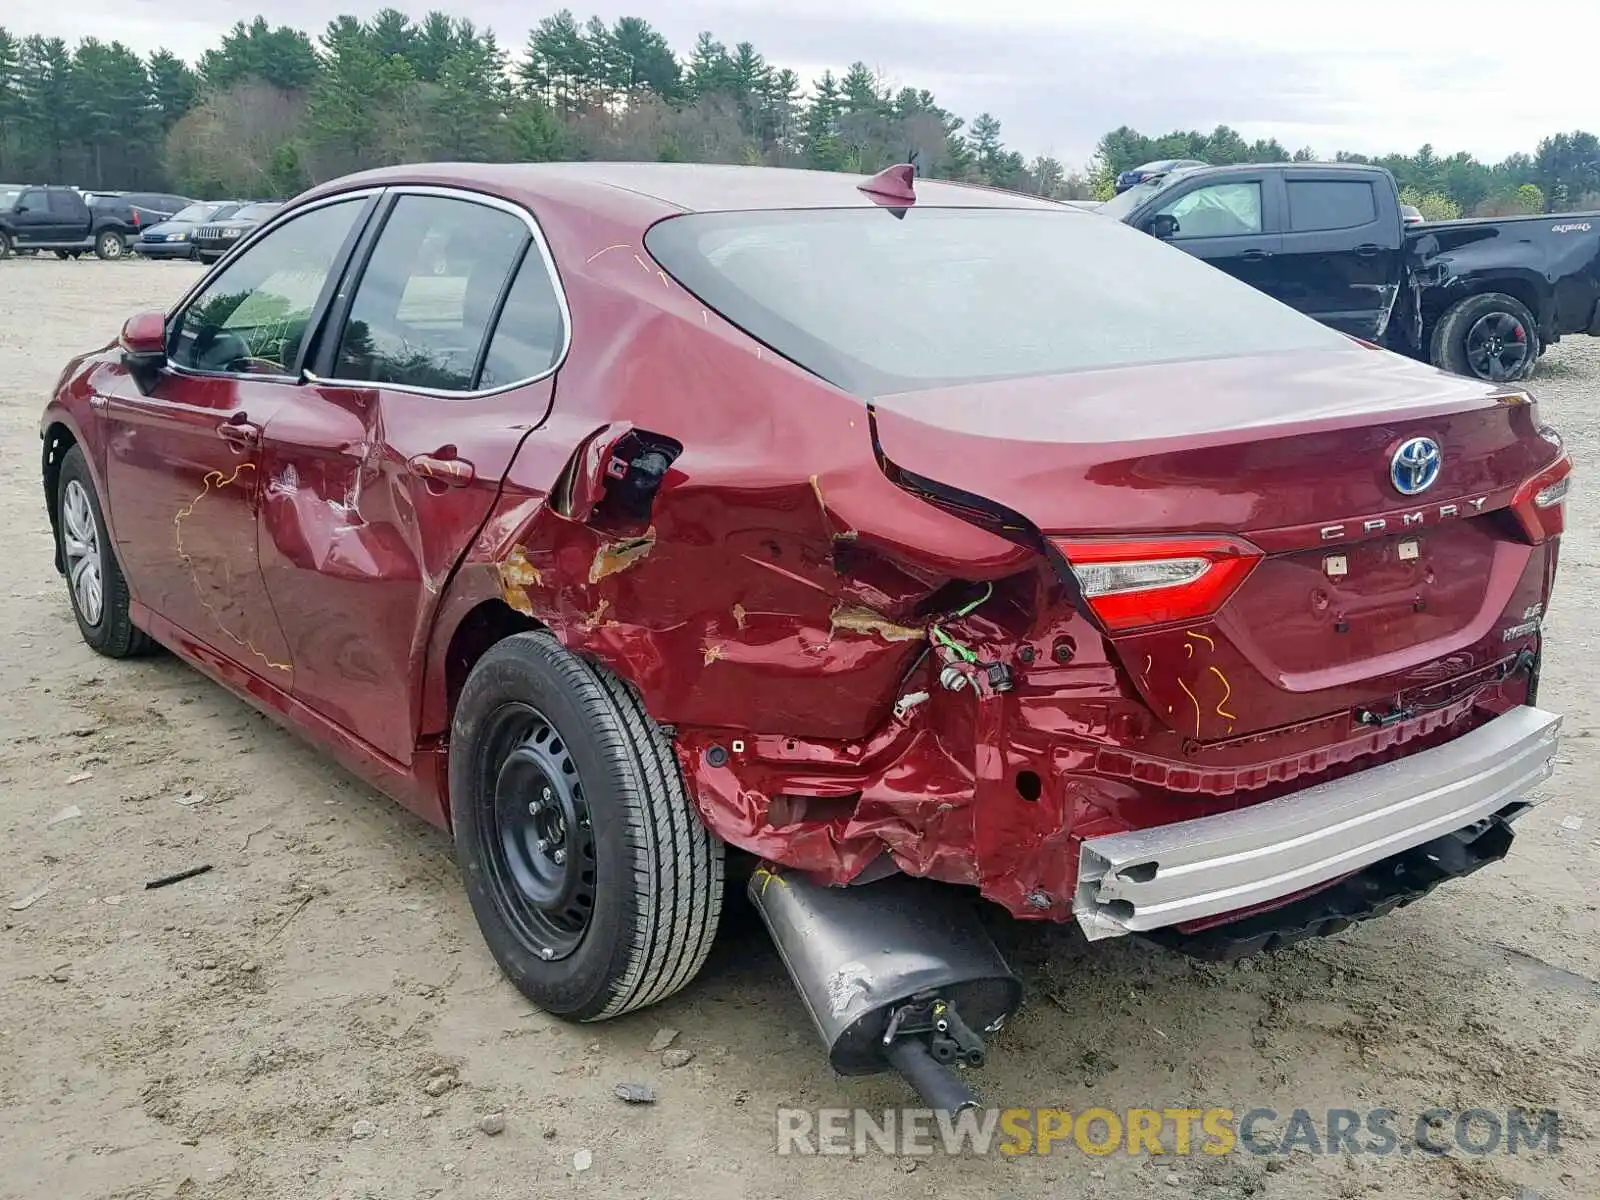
[1391, 437, 1442, 496]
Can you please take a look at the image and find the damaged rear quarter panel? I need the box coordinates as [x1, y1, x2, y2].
[423, 204, 1108, 900]
[434, 212, 1031, 739]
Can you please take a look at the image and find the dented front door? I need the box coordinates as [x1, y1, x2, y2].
[255, 188, 567, 763]
[103, 370, 296, 680]
[256, 378, 556, 762]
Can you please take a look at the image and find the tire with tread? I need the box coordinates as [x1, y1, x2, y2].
[450, 632, 724, 1021]
[1429, 291, 1539, 382]
[0, 231, 11, 258]
[56, 444, 154, 658]
[94, 230, 125, 260]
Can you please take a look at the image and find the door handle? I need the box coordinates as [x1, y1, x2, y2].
[1355, 244, 1382, 257]
[217, 415, 260, 448]
[407, 452, 475, 487]
[1239, 249, 1273, 261]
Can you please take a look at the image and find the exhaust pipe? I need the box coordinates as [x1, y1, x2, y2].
[748, 865, 1022, 1111]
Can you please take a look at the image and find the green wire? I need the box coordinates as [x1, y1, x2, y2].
[953, 581, 993, 618]
[930, 625, 978, 663]
[927, 582, 992, 664]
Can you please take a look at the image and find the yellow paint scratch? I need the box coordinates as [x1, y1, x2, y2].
[703, 643, 724, 665]
[828, 603, 925, 643]
[1208, 666, 1237, 721]
[1186, 629, 1215, 651]
[173, 463, 291, 673]
[1177, 676, 1202, 740]
[585, 243, 629, 264]
[753, 866, 788, 894]
[1185, 641, 1194, 658]
[732, 603, 748, 630]
[498, 547, 541, 616]
[588, 526, 657, 584]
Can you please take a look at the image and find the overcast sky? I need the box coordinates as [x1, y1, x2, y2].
[10, 0, 1590, 166]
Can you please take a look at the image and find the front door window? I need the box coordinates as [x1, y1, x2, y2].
[169, 199, 366, 377]
[1156, 182, 1264, 239]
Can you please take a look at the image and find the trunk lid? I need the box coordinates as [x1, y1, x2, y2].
[870, 347, 1561, 739]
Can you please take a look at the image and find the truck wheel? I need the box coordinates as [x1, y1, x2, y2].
[56, 445, 155, 658]
[0, 232, 11, 259]
[1430, 293, 1540, 383]
[94, 231, 125, 260]
[449, 632, 724, 1021]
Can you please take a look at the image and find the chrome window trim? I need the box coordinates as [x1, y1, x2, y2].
[307, 183, 573, 399]
[164, 190, 381, 386]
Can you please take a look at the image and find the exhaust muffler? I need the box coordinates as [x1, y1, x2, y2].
[748, 865, 1022, 1111]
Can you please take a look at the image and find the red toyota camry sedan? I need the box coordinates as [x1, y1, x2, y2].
[41, 162, 1566, 1045]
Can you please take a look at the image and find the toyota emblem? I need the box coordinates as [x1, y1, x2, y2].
[1390, 437, 1442, 496]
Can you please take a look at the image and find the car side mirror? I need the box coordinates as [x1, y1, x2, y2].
[120, 311, 168, 378]
[1147, 213, 1180, 240]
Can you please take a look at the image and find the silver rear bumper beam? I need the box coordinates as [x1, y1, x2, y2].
[1073, 705, 1562, 941]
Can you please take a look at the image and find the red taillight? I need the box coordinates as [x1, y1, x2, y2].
[1049, 535, 1263, 631]
[132, 209, 141, 227]
[1510, 454, 1571, 543]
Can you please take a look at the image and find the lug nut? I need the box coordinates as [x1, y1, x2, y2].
[542, 787, 552, 802]
[552, 848, 567, 865]
[528, 801, 540, 816]
[535, 837, 549, 853]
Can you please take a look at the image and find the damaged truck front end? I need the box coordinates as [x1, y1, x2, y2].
[440, 196, 1566, 1107]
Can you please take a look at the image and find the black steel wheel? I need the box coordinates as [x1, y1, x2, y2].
[477, 701, 598, 959]
[450, 632, 724, 1021]
[1430, 292, 1540, 383]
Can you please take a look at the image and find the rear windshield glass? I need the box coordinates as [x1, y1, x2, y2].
[233, 203, 281, 221]
[645, 207, 1350, 395]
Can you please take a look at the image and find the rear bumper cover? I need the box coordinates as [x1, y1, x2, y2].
[1073, 704, 1561, 940]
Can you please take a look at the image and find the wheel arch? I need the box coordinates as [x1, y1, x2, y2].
[435, 596, 546, 742]
[1423, 272, 1546, 342]
[42, 420, 81, 575]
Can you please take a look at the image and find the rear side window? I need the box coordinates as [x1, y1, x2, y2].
[331, 194, 530, 392]
[1287, 180, 1377, 231]
[477, 250, 566, 388]
[48, 191, 81, 215]
[645, 207, 1351, 395]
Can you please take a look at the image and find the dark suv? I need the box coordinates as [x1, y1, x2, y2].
[193, 201, 284, 263]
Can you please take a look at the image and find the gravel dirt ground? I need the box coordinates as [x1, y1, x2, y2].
[1, 258, 1596, 1200]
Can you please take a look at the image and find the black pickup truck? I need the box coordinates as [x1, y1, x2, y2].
[0, 185, 151, 260]
[1099, 162, 1600, 382]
